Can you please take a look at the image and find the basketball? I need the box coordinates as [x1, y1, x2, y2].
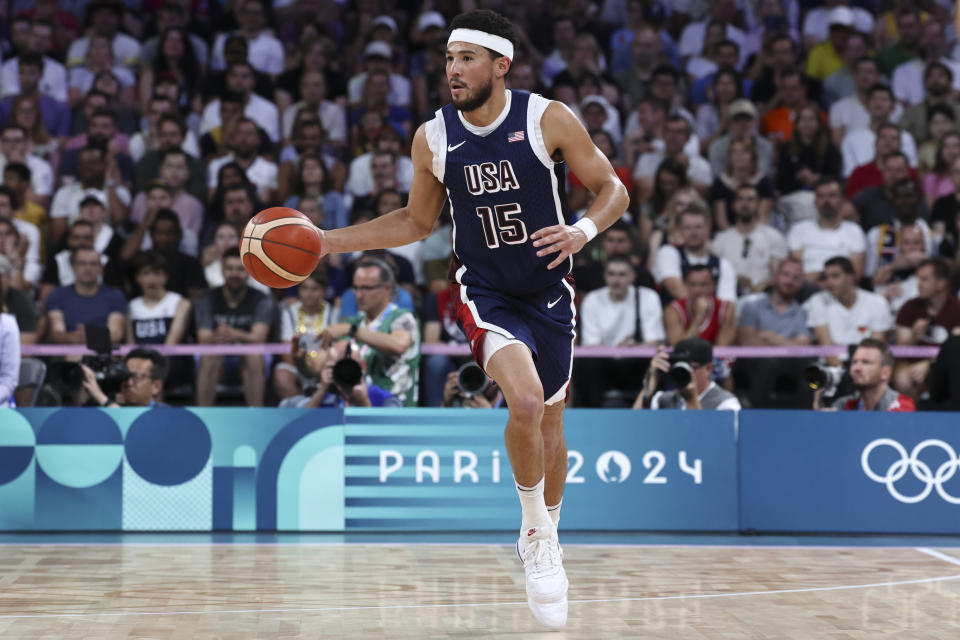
[239, 207, 323, 288]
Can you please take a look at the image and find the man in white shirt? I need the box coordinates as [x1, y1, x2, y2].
[578, 254, 664, 406]
[1, 29, 67, 101]
[787, 178, 866, 281]
[654, 205, 737, 301]
[281, 70, 347, 147]
[200, 62, 280, 143]
[581, 255, 665, 347]
[207, 118, 277, 204]
[712, 184, 788, 295]
[347, 41, 411, 108]
[678, 0, 747, 67]
[345, 128, 414, 201]
[841, 85, 916, 176]
[210, 0, 284, 76]
[803, 255, 893, 356]
[66, 1, 140, 70]
[891, 21, 960, 106]
[634, 114, 712, 201]
[828, 58, 902, 145]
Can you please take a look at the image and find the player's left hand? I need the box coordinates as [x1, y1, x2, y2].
[531, 223, 589, 270]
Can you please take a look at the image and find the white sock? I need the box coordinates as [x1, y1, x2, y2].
[547, 500, 562, 529]
[516, 476, 552, 536]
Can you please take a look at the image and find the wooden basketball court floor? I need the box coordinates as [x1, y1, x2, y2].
[2, 532, 960, 639]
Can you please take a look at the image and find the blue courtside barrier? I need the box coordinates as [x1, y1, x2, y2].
[1, 408, 957, 533]
[738, 410, 960, 534]
[0, 408, 737, 532]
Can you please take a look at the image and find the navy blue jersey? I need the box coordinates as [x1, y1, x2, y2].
[428, 90, 571, 297]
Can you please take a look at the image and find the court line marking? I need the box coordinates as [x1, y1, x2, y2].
[917, 547, 960, 567]
[2, 573, 959, 620]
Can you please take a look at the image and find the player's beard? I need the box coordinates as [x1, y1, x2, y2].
[452, 76, 494, 112]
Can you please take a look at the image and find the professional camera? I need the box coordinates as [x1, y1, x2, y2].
[46, 325, 130, 403]
[332, 340, 364, 391]
[804, 365, 845, 394]
[456, 362, 489, 398]
[667, 356, 694, 388]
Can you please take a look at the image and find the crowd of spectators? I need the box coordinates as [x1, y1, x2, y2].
[1, 0, 960, 411]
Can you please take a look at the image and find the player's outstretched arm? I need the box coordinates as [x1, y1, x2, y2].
[320, 124, 447, 257]
[531, 101, 630, 269]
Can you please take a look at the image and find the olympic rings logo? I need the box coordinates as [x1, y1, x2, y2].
[861, 439, 960, 504]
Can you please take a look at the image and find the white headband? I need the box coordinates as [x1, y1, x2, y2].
[447, 28, 514, 62]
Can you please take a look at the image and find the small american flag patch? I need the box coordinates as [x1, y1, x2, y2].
[507, 130, 525, 142]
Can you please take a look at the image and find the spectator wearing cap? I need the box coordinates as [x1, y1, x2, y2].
[200, 61, 280, 143]
[46, 246, 127, 345]
[853, 156, 930, 231]
[841, 87, 917, 177]
[827, 58, 902, 146]
[579, 95, 622, 147]
[281, 70, 347, 150]
[49, 143, 131, 249]
[0, 124, 53, 209]
[802, 0, 874, 53]
[805, 6, 853, 82]
[211, 0, 284, 76]
[0, 53, 71, 140]
[876, 8, 922, 77]
[0, 253, 38, 345]
[1, 32, 68, 103]
[0, 186, 41, 290]
[634, 339, 741, 410]
[206, 117, 278, 205]
[707, 99, 774, 179]
[409, 11, 451, 120]
[898, 64, 960, 146]
[634, 114, 712, 204]
[348, 41, 411, 109]
[66, 1, 141, 71]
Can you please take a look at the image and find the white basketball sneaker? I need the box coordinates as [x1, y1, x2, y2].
[516, 526, 568, 629]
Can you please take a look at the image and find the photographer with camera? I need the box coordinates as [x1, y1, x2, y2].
[813, 338, 915, 411]
[633, 338, 741, 410]
[80, 348, 169, 408]
[320, 258, 420, 406]
[287, 339, 400, 408]
[443, 362, 503, 408]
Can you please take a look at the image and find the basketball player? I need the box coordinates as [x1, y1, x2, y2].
[319, 10, 628, 628]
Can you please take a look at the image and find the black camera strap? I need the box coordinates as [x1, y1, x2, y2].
[634, 285, 643, 343]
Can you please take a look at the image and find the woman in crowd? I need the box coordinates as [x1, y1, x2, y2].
[696, 67, 743, 153]
[710, 137, 775, 229]
[776, 102, 842, 196]
[283, 153, 347, 230]
[138, 27, 202, 116]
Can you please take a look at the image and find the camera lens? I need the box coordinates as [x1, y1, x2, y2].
[667, 361, 693, 388]
[804, 365, 827, 390]
[332, 358, 363, 389]
[456, 362, 488, 397]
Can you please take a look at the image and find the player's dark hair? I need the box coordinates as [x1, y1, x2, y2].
[125, 347, 169, 381]
[858, 337, 894, 368]
[449, 10, 515, 61]
[824, 255, 855, 274]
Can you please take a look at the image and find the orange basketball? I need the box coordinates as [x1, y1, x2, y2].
[239, 207, 323, 288]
